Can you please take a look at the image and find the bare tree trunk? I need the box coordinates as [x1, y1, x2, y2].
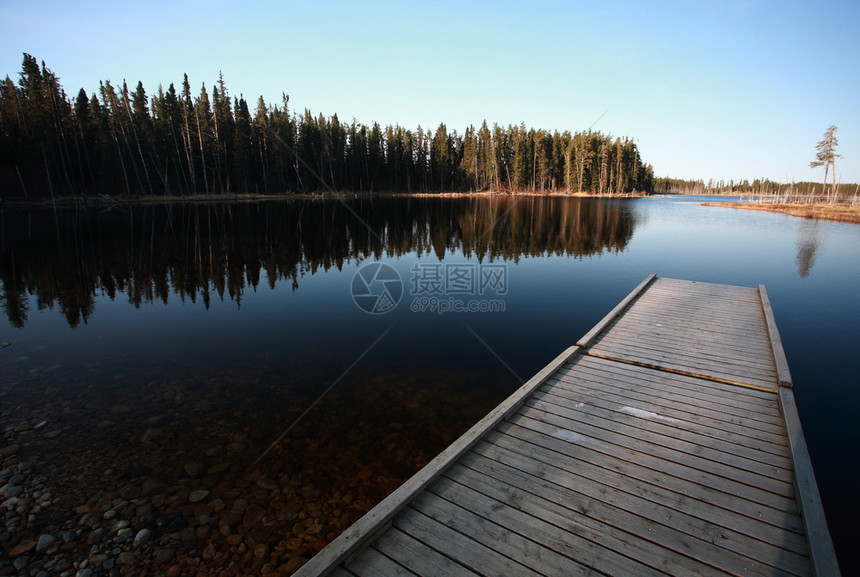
[168, 119, 188, 196]
[182, 105, 196, 194]
[122, 93, 154, 195]
[194, 107, 210, 195]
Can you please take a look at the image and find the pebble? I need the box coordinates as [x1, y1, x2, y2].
[13, 555, 30, 570]
[87, 527, 105, 545]
[10, 540, 36, 556]
[184, 461, 205, 477]
[89, 554, 107, 568]
[140, 428, 162, 443]
[243, 504, 265, 526]
[2, 484, 23, 498]
[132, 528, 152, 547]
[36, 533, 56, 552]
[141, 477, 166, 496]
[154, 547, 176, 565]
[254, 543, 269, 558]
[115, 530, 133, 544]
[189, 489, 209, 503]
[282, 557, 309, 574]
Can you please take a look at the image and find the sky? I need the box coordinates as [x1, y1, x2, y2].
[2, 0, 859, 183]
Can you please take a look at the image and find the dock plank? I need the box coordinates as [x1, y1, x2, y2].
[393, 508, 534, 577]
[470, 439, 809, 551]
[451, 457, 811, 577]
[373, 529, 480, 577]
[541, 378, 793, 465]
[533, 384, 794, 471]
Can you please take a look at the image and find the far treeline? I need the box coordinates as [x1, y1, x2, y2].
[0, 54, 654, 200]
[653, 177, 858, 199]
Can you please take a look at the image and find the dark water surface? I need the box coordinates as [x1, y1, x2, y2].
[1, 196, 858, 574]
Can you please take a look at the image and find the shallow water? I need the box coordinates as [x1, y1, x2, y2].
[1, 196, 858, 574]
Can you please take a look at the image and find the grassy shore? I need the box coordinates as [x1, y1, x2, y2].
[701, 201, 860, 224]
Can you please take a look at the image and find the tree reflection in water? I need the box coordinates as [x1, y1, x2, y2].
[1, 196, 636, 328]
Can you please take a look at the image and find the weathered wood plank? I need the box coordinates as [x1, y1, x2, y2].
[587, 349, 779, 392]
[779, 387, 841, 576]
[565, 356, 785, 418]
[554, 359, 786, 427]
[650, 277, 760, 297]
[428, 474, 679, 577]
[622, 298, 769, 325]
[552, 369, 786, 436]
[518, 399, 796, 496]
[396, 504, 547, 577]
[499, 418, 801, 515]
[593, 322, 776, 357]
[534, 383, 794, 470]
[612, 294, 765, 318]
[373, 529, 480, 577]
[450, 458, 812, 577]
[759, 284, 794, 388]
[589, 337, 778, 378]
[592, 331, 779, 372]
[635, 288, 763, 309]
[344, 547, 418, 577]
[542, 377, 792, 463]
[576, 273, 656, 348]
[470, 438, 809, 552]
[598, 321, 776, 354]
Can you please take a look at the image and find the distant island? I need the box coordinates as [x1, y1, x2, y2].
[0, 54, 653, 201]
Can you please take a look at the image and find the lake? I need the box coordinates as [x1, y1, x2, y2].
[1, 195, 858, 574]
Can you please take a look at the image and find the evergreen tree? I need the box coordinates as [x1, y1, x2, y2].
[809, 125, 841, 203]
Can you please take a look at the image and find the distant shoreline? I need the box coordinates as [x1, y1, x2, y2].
[701, 201, 860, 224]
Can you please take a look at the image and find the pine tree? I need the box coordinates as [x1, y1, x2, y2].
[809, 125, 841, 203]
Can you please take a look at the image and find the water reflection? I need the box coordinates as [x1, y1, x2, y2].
[1, 197, 635, 328]
[795, 219, 821, 278]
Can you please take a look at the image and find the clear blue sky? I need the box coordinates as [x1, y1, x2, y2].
[2, 0, 859, 183]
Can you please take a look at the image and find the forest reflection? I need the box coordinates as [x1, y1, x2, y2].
[1, 196, 636, 328]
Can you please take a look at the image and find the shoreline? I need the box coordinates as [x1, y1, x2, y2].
[702, 201, 860, 224]
[0, 190, 649, 208]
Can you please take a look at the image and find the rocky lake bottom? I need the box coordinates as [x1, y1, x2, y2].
[1, 351, 503, 576]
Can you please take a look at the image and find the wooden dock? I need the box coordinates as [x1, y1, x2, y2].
[296, 275, 840, 577]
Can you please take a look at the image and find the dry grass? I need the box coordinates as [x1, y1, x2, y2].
[701, 201, 860, 224]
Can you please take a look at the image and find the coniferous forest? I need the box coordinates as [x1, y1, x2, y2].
[0, 54, 654, 199]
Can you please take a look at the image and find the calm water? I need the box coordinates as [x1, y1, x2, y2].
[1, 196, 858, 573]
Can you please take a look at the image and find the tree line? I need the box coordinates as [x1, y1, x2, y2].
[652, 177, 857, 200]
[0, 54, 654, 199]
